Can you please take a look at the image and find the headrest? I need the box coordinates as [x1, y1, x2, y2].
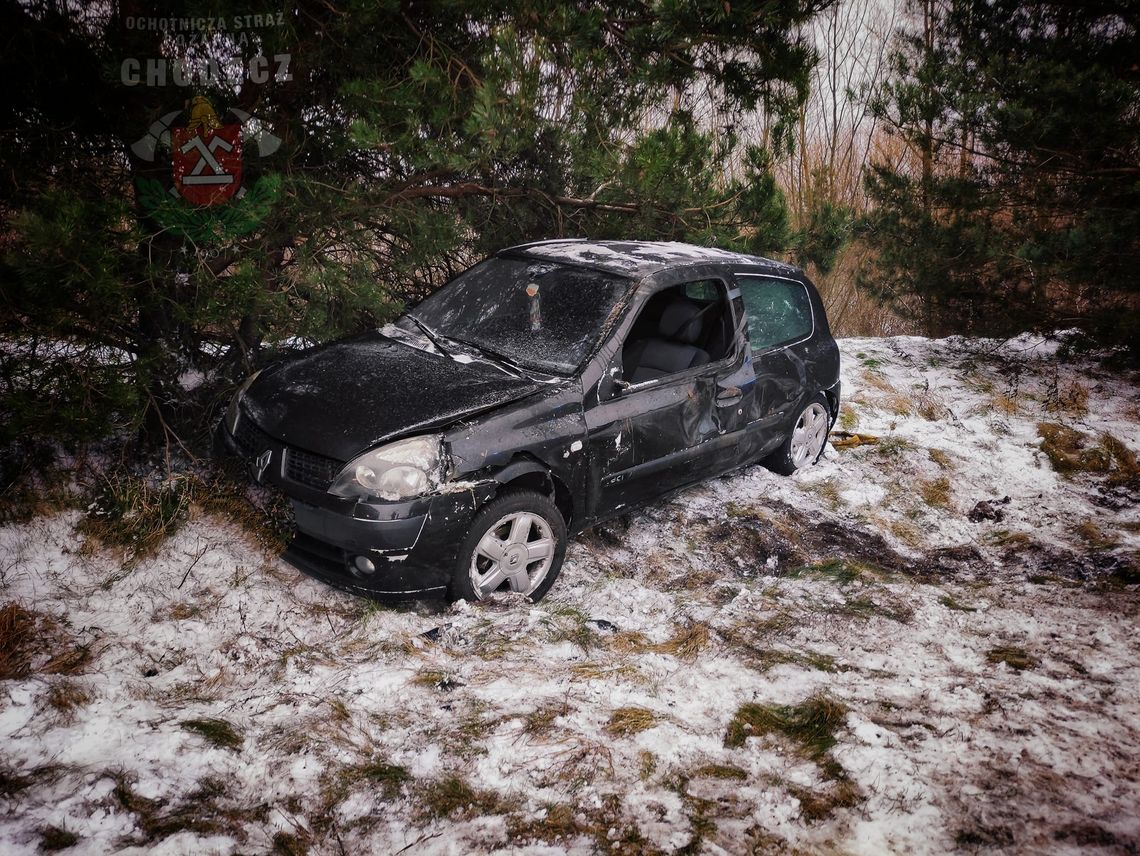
[658, 299, 704, 344]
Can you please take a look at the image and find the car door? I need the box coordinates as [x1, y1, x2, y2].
[733, 273, 817, 454]
[582, 275, 753, 520]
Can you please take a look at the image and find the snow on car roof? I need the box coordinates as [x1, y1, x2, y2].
[502, 239, 800, 278]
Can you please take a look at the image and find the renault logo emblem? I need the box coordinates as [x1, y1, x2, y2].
[253, 449, 272, 482]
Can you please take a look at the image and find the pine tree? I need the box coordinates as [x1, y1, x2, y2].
[863, 0, 1140, 354]
[1, 0, 831, 452]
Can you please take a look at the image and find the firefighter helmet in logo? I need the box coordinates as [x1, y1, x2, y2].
[171, 96, 243, 206]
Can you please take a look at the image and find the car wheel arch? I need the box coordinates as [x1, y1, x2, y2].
[488, 457, 574, 530]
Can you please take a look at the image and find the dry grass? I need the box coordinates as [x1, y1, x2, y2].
[329, 759, 409, 804]
[1045, 379, 1090, 416]
[1074, 521, 1118, 550]
[811, 478, 842, 508]
[919, 477, 952, 508]
[651, 622, 710, 660]
[915, 391, 946, 421]
[0, 602, 88, 680]
[192, 465, 294, 556]
[569, 662, 638, 681]
[638, 750, 657, 781]
[838, 405, 859, 432]
[0, 602, 37, 680]
[46, 680, 93, 719]
[523, 700, 570, 737]
[610, 630, 652, 653]
[1038, 424, 1139, 478]
[39, 825, 79, 852]
[884, 393, 914, 417]
[928, 448, 953, 470]
[543, 740, 615, 792]
[787, 775, 862, 823]
[723, 693, 860, 821]
[412, 669, 463, 691]
[888, 519, 924, 548]
[690, 763, 748, 781]
[991, 393, 1021, 415]
[77, 471, 191, 566]
[861, 370, 897, 394]
[986, 645, 1037, 672]
[604, 706, 658, 736]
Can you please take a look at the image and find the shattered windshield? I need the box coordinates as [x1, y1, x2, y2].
[407, 257, 632, 375]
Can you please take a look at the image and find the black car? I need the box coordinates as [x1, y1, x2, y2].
[218, 240, 840, 602]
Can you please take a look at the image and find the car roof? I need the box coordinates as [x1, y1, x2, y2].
[498, 239, 802, 279]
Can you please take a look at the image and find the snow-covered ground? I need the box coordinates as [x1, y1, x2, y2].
[2, 335, 1138, 855]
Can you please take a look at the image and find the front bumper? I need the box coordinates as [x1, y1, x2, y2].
[215, 418, 495, 600]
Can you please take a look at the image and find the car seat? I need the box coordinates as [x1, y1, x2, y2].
[622, 298, 711, 384]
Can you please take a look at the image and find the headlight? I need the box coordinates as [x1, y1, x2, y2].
[328, 435, 442, 501]
[225, 369, 262, 435]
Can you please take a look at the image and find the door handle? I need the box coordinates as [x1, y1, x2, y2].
[716, 386, 742, 407]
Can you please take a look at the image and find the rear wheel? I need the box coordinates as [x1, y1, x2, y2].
[450, 489, 567, 603]
[764, 394, 831, 475]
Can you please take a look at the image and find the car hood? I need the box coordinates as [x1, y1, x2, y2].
[242, 332, 552, 462]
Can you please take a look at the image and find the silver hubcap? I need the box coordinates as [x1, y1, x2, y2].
[790, 402, 829, 468]
[469, 511, 555, 599]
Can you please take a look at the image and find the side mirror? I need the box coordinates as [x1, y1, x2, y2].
[599, 364, 629, 400]
[610, 365, 632, 392]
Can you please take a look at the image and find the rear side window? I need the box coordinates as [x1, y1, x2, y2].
[736, 276, 813, 350]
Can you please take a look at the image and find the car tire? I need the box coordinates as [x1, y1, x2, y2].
[450, 489, 568, 603]
[764, 393, 832, 475]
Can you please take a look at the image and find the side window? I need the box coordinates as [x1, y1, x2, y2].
[620, 280, 732, 384]
[736, 276, 813, 351]
[683, 280, 720, 302]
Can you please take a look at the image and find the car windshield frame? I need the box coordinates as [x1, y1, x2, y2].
[406, 256, 634, 376]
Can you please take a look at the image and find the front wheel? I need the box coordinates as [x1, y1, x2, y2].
[764, 394, 832, 475]
[450, 489, 567, 603]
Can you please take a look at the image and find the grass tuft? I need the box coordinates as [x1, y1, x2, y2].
[690, 763, 748, 780]
[928, 448, 953, 469]
[78, 471, 190, 566]
[919, 476, 952, 508]
[523, 701, 570, 737]
[1075, 521, 1118, 550]
[339, 759, 409, 800]
[40, 825, 79, 852]
[1044, 379, 1089, 416]
[652, 622, 710, 660]
[788, 558, 878, 584]
[46, 680, 93, 718]
[605, 706, 658, 736]
[1038, 424, 1137, 479]
[986, 645, 1037, 672]
[180, 717, 243, 751]
[990, 393, 1020, 415]
[0, 602, 37, 679]
[874, 436, 914, 459]
[416, 775, 504, 820]
[725, 694, 848, 757]
[939, 595, 978, 613]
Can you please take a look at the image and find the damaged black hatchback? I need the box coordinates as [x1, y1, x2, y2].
[217, 240, 841, 602]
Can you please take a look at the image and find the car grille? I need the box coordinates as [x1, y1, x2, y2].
[234, 413, 275, 456]
[285, 447, 342, 491]
[234, 411, 343, 491]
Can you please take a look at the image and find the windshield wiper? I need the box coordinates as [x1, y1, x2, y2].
[439, 336, 532, 378]
[405, 314, 451, 356]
